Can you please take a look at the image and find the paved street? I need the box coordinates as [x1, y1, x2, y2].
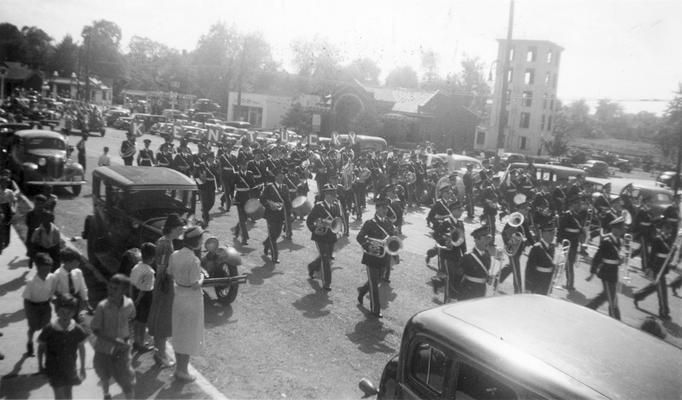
[10, 126, 682, 398]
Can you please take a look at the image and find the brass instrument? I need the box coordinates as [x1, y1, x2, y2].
[314, 216, 344, 235]
[655, 229, 682, 284]
[503, 212, 526, 256]
[548, 239, 571, 295]
[621, 233, 633, 284]
[488, 246, 505, 295]
[268, 200, 283, 211]
[364, 236, 403, 258]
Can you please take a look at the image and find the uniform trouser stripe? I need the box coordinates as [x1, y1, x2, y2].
[510, 254, 522, 294]
[656, 276, 669, 315]
[640, 237, 650, 271]
[604, 280, 620, 320]
[366, 266, 380, 314]
[565, 244, 577, 287]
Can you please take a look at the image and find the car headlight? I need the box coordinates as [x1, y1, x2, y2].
[38, 158, 46, 166]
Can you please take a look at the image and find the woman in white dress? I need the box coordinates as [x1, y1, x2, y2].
[168, 226, 205, 381]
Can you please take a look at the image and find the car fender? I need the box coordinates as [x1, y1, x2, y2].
[378, 354, 400, 400]
[21, 162, 39, 171]
[64, 161, 85, 181]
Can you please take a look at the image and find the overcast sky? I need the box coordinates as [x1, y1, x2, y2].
[2, 0, 680, 114]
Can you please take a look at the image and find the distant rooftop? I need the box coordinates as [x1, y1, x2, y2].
[357, 81, 439, 114]
[497, 38, 564, 51]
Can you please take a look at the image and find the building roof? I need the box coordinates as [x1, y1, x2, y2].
[3, 61, 40, 81]
[497, 38, 564, 51]
[93, 166, 196, 190]
[357, 81, 438, 114]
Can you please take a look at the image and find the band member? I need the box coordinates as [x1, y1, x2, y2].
[386, 186, 404, 236]
[586, 217, 626, 320]
[233, 158, 255, 245]
[632, 196, 654, 271]
[551, 180, 567, 215]
[156, 145, 173, 168]
[558, 195, 583, 291]
[172, 139, 192, 176]
[260, 169, 290, 263]
[663, 194, 680, 232]
[248, 149, 266, 191]
[480, 181, 498, 241]
[633, 219, 674, 320]
[120, 133, 136, 166]
[137, 139, 156, 166]
[463, 163, 475, 219]
[217, 140, 236, 212]
[306, 184, 342, 291]
[499, 200, 535, 294]
[525, 221, 557, 295]
[458, 226, 493, 301]
[282, 167, 299, 240]
[195, 154, 218, 226]
[356, 196, 396, 318]
[431, 200, 466, 302]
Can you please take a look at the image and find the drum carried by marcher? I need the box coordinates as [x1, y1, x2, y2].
[244, 198, 265, 220]
[292, 195, 313, 216]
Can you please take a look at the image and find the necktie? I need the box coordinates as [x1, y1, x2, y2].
[68, 271, 76, 296]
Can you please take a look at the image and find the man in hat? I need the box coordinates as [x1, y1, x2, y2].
[306, 183, 342, 291]
[633, 219, 674, 320]
[233, 158, 255, 245]
[458, 226, 493, 301]
[632, 195, 654, 271]
[248, 149, 266, 192]
[499, 199, 535, 294]
[525, 221, 558, 295]
[195, 153, 218, 226]
[120, 132, 136, 166]
[586, 216, 626, 320]
[260, 169, 290, 263]
[557, 195, 584, 291]
[463, 163, 475, 219]
[430, 200, 466, 302]
[172, 138, 193, 176]
[137, 139, 156, 166]
[479, 181, 499, 241]
[76, 133, 87, 172]
[217, 139, 236, 212]
[357, 195, 396, 317]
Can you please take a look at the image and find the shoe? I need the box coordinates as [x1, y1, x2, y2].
[357, 289, 364, 306]
[241, 239, 248, 245]
[273, 258, 280, 264]
[153, 353, 176, 368]
[25, 341, 34, 357]
[174, 370, 196, 382]
[134, 343, 154, 354]
[660, 314, 672, 321]
[322, 286, 332, 292]
[373, 312, 383, 318]
[382, 278, 391, 283]
[633, 298, 640, 309]
[564, 285, 576, 292]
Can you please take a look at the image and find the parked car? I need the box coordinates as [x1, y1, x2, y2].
[104, 108, 130, 127]
[500, 152, 526, 166]
[656, 170, 679, 189]
[579, 159, 610, 178]
[613, 158, 632, 173]
[7, 129, 85, 195]
[112, 116, 132, 131]
[365, 295, 681, 400]
[613, 180, 673, 217]
[501, 163, 585, 185]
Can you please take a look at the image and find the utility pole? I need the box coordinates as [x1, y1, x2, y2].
[496, 0, 515, 155]
[236, 37, 247, 122]
[674, 127, 682, 194]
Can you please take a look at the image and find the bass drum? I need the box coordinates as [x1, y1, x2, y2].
[244, 198, 265, 220]
[291, 196, 313, 216]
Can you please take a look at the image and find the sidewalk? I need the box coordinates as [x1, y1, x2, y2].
[0, 226, 226, 400]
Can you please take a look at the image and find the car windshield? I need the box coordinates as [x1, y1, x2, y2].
[125, 189, 193, 212]
[26, 137, 66, 150]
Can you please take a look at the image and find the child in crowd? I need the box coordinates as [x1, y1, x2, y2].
[98, 146, 111, 167]
[29, 212, 63, 271]
[91, 274, 136, 400]
[22, 252, 56, 357]
[37, 296, 88, 400]
[130, 242, 156, 353]
[54, 248, 90, 321]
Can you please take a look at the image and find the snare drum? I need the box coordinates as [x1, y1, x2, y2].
[244, 198, 265, 220]
[291, 196, 313, 216]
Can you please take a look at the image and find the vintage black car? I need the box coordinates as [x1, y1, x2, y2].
[365, 295, 681, 400]
[8, 129, 85, 195]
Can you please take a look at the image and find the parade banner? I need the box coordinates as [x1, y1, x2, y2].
[281, 128, 289, 142]
[331, 131, 340, 146]
[348, 131, 357, 145]
[207, 127, 221, 143]
[131, 121, 143, 137]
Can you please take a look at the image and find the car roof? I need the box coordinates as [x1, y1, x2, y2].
[93, 166, 196, 190]
[14, 129, 66, 141]
[410, 295, 681, 399]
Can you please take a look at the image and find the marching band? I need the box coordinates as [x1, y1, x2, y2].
[115, 132, 680, 321]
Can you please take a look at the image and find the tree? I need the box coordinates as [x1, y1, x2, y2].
[192, 22, 241, 101]
[81, 20, 125, 99]
[594, 98, 623, 123]
[125, 36, 176, 90]
[0, 23, 25, 62]
[290, 36, 343, 94]
[21, 26, 53, 69]
[343, 58, 380, 85]
[420, 49, 439, 85]
[385, 66, 418, 89]
[281, 103, 312, 135]
[48, 35, 79, 76]
[544, 106, 572, 157]
[656, 84, 682, 160]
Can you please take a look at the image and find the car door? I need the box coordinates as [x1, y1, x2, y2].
[401, 338, 455, 399]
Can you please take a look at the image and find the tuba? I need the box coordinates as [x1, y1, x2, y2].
[363, 236, 402, 257]
[314, 216, 344, 235]
[548, 239, 571, 295]
[504, 212, 526, 256]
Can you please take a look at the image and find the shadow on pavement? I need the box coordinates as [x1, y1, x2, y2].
[247, 262, 283, 286]
[346, 317, 397, 355]
[0, 369, 47, 399]
[278, 241, 305, 252]
[0, 271, 28, 296]
[8, 256, 29, 270]
[203, 302, 235, 328]
[0, 309, 25, 329]
[379, 283, 397, 309]
[566, 289, 587, 305]
[292, 292, 332, 319]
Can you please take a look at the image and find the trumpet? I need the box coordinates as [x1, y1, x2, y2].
[268, 200, 283, 211]
[364, 236, 403, 258]
[548, 239, 571, 295]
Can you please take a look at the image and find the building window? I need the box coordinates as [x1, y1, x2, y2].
[547, 116, 552, 131]
[541, 114, 546, 130]
[524, 69, 535, 85]
[546, 50, 553, 64]
[476, 130, 485, 145]
[519, 112, 531, 129]
[233, 105, 263, 128]
[509, 46, 515, 61]
[526, 46, 537, 62]
[505, 89, 511, 105]
[543, 93, 548, 109]
[544, 72, 551, 85]
[522, 91, 533, 107]
[507, 68, 513, 84]
[520, 136, 527, 150]
[550, 98, 554, 111]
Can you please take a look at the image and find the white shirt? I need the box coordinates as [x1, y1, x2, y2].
[54, 266, 88, 301]
[97, 154, 111, 166]
[22, 273, 56, 302]
[447, 155, 457, 173]
[130, 262, 155, 291]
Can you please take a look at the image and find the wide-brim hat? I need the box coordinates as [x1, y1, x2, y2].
[321, 183, 337, 193]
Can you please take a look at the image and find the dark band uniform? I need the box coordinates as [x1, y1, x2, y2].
[633, 225, 674, 319]
[586, 220, 623, 320]
[558, 203, 582, 290]
[233, 167, 255, 243]
[458, 227, 492, 301]
[433, 210, 466, 302]
[306, 188, 342, 290]
[357, 208, 396, 317]
[120, 138, 136, 166]
[137, 147, 155, 166]
[260, 174, 291, 263]
[525, 238, 556, 295]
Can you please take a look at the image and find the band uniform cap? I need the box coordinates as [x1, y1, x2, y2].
[375, 196, 390, 207]
[540, 220, 557, 231]
[163, 213, 185, 231]
[609, 216, 625, 227]
[184, 225, 205, 239]
[471, 225, 491, 238]
[143, 139, 151, 144]
[321, 183, 336, 193]
[204, 236, 219, 248]
[449, 199, 464, 209]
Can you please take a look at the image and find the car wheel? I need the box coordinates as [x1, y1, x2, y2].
[72, 185, 82, 196]
[214, 263, 240, 305]
[85, 216, 98, 262]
